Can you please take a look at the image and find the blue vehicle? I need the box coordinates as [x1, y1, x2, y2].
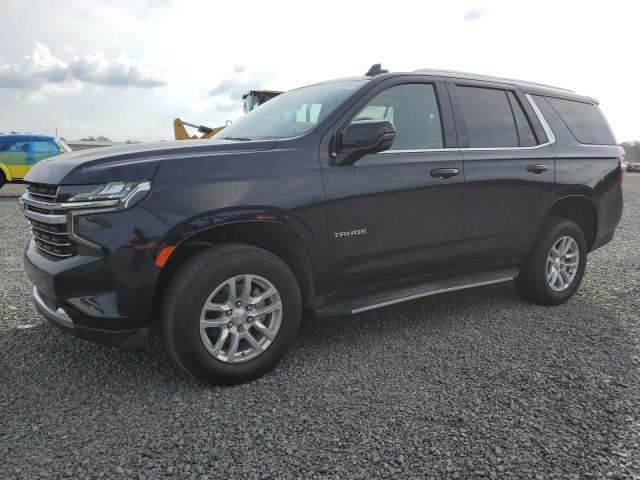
[0, 135, 71, 189]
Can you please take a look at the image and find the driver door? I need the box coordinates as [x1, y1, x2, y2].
[321, 81, 464, 291]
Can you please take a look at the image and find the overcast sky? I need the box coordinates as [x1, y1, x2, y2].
[1, 0, 638, 142]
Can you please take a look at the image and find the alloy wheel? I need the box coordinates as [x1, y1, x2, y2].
[199, 274, 282, 363]
[546, 235, 580, 292]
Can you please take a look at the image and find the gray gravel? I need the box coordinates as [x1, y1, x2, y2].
[1, 177, 640, 479]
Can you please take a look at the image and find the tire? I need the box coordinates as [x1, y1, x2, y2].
[161, 244, 302, 385]
[515, 218, 587, 305]
[0, 171, 5, 190]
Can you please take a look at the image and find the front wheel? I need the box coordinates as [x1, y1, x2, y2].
[161, 244, 302, 385]
[515, 218, 587, 305]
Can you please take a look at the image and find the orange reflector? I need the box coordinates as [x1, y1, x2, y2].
[155, 246, 176, 267]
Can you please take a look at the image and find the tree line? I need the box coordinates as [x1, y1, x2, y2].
[621, 141, 640, 163]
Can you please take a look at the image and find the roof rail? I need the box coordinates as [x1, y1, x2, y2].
[413, 69, 574, 93]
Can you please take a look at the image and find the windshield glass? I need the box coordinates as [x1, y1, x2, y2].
[58, 140, 72, 152]
[214, 79, 367, 140]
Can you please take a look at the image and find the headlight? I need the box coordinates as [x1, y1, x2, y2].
[58, 181, 151, 209]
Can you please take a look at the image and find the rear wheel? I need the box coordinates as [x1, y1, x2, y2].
[515, 218, 587, 305]
[161, 244, 302, 385]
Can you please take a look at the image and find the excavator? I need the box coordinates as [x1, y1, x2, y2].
[173, 90, 282, 140]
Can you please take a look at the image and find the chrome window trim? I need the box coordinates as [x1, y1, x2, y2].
[525, 93, 556, 145]
[378, 144, 551, 155]
[376, 94, 557, 155]
[380, 148, 456, 154]
[459, 143, 551, 152]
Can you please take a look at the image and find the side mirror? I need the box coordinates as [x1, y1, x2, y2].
[335, 119, 396, 166]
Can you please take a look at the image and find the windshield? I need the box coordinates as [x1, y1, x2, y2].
[57, 140, 72, 152]
[215, 79, 367, 140]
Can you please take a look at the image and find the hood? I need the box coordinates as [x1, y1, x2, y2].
[24, 138, 277, 185]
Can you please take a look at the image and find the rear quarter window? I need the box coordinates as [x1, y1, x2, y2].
[545, 97, 615, 145]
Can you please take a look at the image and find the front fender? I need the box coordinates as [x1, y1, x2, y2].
[156, 206, 315, 254]
[151, 210, 323, 308]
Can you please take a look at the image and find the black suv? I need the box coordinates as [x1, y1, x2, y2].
[22, 67, 623, 384]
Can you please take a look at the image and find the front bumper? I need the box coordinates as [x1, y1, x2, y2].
[22, 201, 171, 351]
[33, 286, 148, 351]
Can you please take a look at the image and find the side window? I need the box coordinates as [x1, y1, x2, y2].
[49, 142, 61, 154]
[351, 83, 443, 150]
[545, 97, 615, 145]
[8, 141, 29, 153]
[507, 92, 537, 147]
[354, 105, 394, 123]
[32, 141, 52, 153]
[456, 86, 519, 148]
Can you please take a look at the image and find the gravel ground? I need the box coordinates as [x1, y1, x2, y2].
[1, 177, 639, 479]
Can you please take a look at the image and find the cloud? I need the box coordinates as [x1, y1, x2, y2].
[0, 43, 167, 91]
[214, 100, 241, 113]
[464, 8, 486, 21]
[69, 51, 166, 88]
[233, 65, 246, 73]
[208, 71, 274, 99]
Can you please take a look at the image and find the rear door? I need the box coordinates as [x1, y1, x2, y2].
[448, 82, 556, 264]
[321, 79, 465, 291]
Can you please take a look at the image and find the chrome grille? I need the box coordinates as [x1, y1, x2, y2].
[28, 219, 77, 259]
[22, 184, 77, 260]
[22, 183, 123, 261]
[27, 183, 58, 201]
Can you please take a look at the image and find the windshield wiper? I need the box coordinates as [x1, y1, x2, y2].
[221, 136, 252, 141]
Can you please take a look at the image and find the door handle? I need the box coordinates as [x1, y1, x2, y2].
[430, 168, 459, 179]
[527, 164, 549, 174]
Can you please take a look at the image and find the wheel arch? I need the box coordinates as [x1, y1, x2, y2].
[152, 220, 316, 317]
[542, 195, 598, 251]
[0, 163, 11, 182]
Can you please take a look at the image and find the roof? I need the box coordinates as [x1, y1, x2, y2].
[409, 68, 601, 103]
[0, 134, 57, 141]
[65, 140, 123, 147]
[306, 69, 595, 103]
[413, 68, 573, 93]
[243, 90, 282, 95]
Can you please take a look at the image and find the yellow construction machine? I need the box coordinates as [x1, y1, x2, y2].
[242, 90, 282, 113]
[173, 119, 226, 140]
[173, 90, 282, 140]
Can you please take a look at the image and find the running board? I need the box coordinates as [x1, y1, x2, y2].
[314, 268, 518, 316]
